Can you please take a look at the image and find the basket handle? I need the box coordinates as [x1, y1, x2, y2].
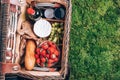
[26, 0, 67, 7]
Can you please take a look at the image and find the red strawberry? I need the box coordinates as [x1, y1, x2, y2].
[36, 48, 40, 53]
[54, 58, 59, 62]
[41, 50, 46, 57]
[40, 63, 45, 67]
[39, 48, 43, 53]
[50, 54, 56, 59]
[36, 58, 40, 64]
[48, 59, 54, 63]
[41, 57, 46, 63]
[47, 63, 53, 67]
[42, 43, 49, 49]
[51, 44, 56, 49]
[46, 54, 49, 58]
[54, 50, 59, 56]
[48, 41, 53, 46]
[35, 54, 39, 59]
[48, 47, 55, 54]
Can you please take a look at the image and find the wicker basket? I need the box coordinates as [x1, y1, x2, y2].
[0, 0, 71, 80]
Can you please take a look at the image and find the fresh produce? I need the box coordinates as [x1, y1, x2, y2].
[35, 41, 60, 67]
[48, 22, 64, 44]
[25, 40, 36, 70]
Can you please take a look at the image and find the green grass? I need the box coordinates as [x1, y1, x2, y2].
[69, 0, 120, 80]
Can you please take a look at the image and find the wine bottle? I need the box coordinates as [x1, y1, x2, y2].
[27, 7, 42, 21]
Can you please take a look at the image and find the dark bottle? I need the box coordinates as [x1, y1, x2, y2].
[27, 7, 42, 21]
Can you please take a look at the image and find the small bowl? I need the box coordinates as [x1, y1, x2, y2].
[35, 41, 60, 68]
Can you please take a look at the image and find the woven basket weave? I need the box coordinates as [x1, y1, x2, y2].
[0, 0, 71, 80]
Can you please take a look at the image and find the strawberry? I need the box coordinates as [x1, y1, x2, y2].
[48, 59, 54, 63]
[41, 57, 46, 63]
[50, 54, 56, 59]
[54, 50, 59, 56]
[47, 63, 53, 67]
[35, 54, 39, 59]
[51, 44, 56, 49]
[48, 41, 53, 46]
[40, 63, 45, 67]
[47, 47, 55, 54]
[42, 43, 49, 49]
[36, 48, 40, 53]
[41, 50, 46, 57]
[36, 58, 40, 64]
[39, 48, 44, 53]
[54, 58, 59, 62]
[46, 54, 49, 58]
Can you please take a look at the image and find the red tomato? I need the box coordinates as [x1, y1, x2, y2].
[41, 57, 46, 63]
[35, 54, 39, 59]
[36, 58, 40, 64]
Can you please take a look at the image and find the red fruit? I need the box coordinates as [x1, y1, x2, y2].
[41, 50, 46, 57]
[54, 50, 59, 56]
[48, 41, 53, 46]
[46, 54, 49, 58]
[51, 44, 56, 49]
[48, 47, 55, 54]
[47, 63, 53, 67]
[35, 54, 39, 59]
[36, 58, 40, 64]
[48, 59, 54, 63]
[36, 48, 40, 53]
[50, 54, 56, 59]
[40, 63, 45, 67]
[42, 44, 49, 49]
[41, 57, 46, 63]
[39, 48, 43, 53]
[54, 58, 58, 62]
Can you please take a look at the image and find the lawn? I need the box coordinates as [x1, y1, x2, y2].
[69, 0, 120, 80]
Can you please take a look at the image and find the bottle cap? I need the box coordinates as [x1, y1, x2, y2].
[27, 8, 35, 15]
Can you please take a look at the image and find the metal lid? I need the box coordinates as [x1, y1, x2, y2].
[44, 8, 54, 19]
[33, 19, 52, 38]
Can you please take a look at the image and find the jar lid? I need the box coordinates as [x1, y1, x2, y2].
[33, 19, 52, 38]
[44, 8, 54, 19]
[54, 7, 65, 19]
